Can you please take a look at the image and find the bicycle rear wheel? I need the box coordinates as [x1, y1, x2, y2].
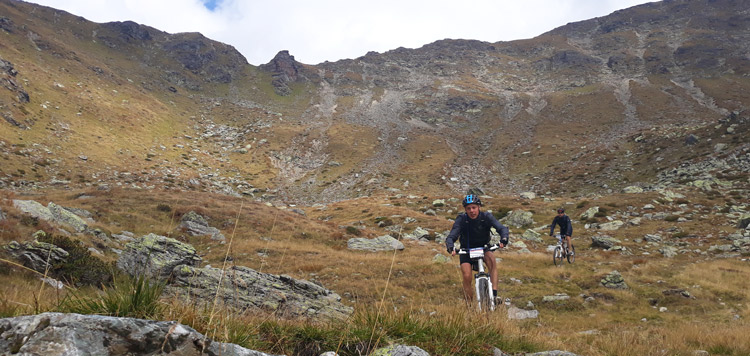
[553, 246, 564, 266]
[567, 245, 576, 263]
[477, 278, 493, 312]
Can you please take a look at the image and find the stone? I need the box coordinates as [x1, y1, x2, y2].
[598, 220, 624, 231]
[347, 235, 405, 251]
[178, 211, 226, 241]
[502, 210, 534, 228]
[432, 253, 450, 263]
[167, 265, 353, 320]
[580, 207, 599, 220]
[116, 233, 202, 280]
[520, 192, 536, 199]
[659, 246, 678, 258]
[521, 229, 543, 243]
[601, 270, 628, 289]
[3, 240, 69, 273]
[507, 306, 538, 320]
[0, 312, 280, 356]
[371, 344, 430, 356]
[591, 235, 619, 249]
[622, 186, 643, 194]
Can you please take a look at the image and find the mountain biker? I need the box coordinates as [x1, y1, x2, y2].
[445, 194, 510, 305]
[550, 208, 574, 255]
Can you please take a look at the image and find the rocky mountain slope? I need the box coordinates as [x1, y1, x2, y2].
[0, 0, 748, 204]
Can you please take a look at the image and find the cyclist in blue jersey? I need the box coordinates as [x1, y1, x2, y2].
[445, 194, 510, 305]
[550, 208, 574, 255]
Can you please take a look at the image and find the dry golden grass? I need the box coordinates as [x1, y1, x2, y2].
[1, 186, 749, 355]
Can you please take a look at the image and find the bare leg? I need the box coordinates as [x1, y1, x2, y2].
[460, 263, 473, 305]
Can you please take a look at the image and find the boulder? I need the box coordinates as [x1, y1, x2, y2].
[432, 253, 450, 264]
[167, 265, 353, 321]
[371, 344, 430, 356]
[507, 306, 538, 320]
[591, 235, 619, 249]
[48, 203, 89, 233]
[622, 186, 643, 194]
[502, 210, 534, 228]
[520, 192, 536, 199]
[659, 246, 678, 258]
[116, 233, 202, 280]
[3, 240, 69, 273]
[347, 235, 404, 251]
[737, 213, 750, 229]
[579, 207, 599, 220]
[525, 351, 580, 356]
[12, 200, 53, 222]
[644, 234, 662, 243]
[521, 229, 543, 243]
[178, 211, 226, 242]
[601, 270, 628, 289]
[0, 312, 280, 356]
[598, 220, 624, 231]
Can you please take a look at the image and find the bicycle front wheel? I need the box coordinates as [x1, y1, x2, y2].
[567, 245, 576, 263]
[477, 278, 493, 312]
[553, 246, 564, 266]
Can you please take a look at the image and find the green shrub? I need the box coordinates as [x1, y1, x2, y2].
[492, 207, 512, 220]
[664, 215, 680, 222]
[576, 200, 589, 209]
[345, 226, 361, 236]
[37, 234, 114, 287]
[156, 203, 172, 212]
[60, 274, 165, 319]
[674, 199, 690, 205]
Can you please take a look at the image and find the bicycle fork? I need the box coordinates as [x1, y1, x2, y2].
[475, 272, 495, 312]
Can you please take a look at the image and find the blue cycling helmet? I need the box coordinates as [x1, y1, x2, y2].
[462, 194, 482, 207]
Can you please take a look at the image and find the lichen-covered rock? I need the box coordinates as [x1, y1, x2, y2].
[598, 220, 624, 231]
[501, 210, 534, 228]
[0, 312, 280, 356]
[371, 344, 430, 356]
[579, 207, 600, 220]
[166, 265, 353, 321]
[348, 235, 404, 251]
[591, 235, 619, 249]
[12, 200, 53, 221]
[116, 233, 202, 280]
[521, 229, 543, 242]
[48, 202, 89, 232]
[601, 270, 628, 289]
[178, 211, 226, 241]
[3, 240, 69, 273]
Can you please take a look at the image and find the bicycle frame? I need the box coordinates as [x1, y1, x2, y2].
[458, 244, 498, 312]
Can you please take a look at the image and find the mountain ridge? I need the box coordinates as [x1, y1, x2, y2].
[0, 0, 747, 204]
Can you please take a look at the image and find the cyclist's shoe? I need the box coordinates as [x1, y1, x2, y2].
[568, 250, 574, 256]
[504, 297, 511, 306]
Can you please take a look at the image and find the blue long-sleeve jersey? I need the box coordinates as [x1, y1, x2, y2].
[445, 211, 509, 252]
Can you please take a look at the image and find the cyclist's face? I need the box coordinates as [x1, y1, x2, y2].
[464, 204, 480, 219]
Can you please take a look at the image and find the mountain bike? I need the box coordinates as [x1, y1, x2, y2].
[553, 234, 575, 265]
[457, 243, 500, 312]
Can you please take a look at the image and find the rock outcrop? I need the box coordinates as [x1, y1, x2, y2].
[166, 265, 353, 320]
[0, 312, 279, 356]
[116, 233, 202, 280]
[348, 235, 405, 251]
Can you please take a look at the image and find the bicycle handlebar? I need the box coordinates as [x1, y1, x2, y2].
[456, 243, 501, 254]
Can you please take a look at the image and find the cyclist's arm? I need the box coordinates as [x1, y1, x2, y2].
[565, 216, 573, 237]
[549, 216, 558, 236]
[445, 215, 463, 253]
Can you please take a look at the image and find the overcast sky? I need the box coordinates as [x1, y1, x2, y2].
[27, 0, 656, 66]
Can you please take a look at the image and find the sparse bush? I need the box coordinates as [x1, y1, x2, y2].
[156, 203, 172, 212]
[576, 200, 589, 209]
[345, 226, 361, 236]
[672, 231, 689, 238]
[674, 198, 690, 205]
[492, 206, 512, 220]
[37, 234, 114, 287]
[664, 215, 680, 222]
[594, 211, 607, 218]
